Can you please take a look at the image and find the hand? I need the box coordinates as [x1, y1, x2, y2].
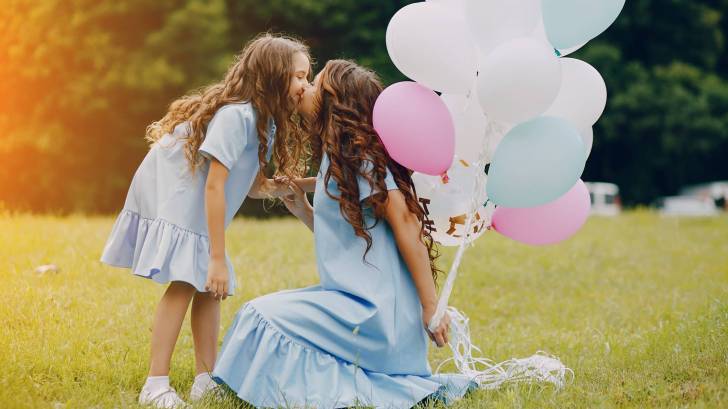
[272, 176, 295, 197]
[422, 305, 450, 348]
[205, 258, 229, 300]
[281, 180, 312, 218]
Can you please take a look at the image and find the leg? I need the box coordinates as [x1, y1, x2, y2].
[148, 281, 197, 376]
[191, 290, 221, 374]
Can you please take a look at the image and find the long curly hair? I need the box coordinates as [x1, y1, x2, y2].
[145, 33, 310, 178]
[307, 60, 441, 283]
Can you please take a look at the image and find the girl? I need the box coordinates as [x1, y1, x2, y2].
[100, 34, 312, 408]
[212, 60, 473, 408]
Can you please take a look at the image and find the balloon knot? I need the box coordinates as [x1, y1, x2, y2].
[440, 172, 450, 184]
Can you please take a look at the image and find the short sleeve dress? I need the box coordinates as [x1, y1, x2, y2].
[212, 153, 474, 407]
[100, 103, 274, 295]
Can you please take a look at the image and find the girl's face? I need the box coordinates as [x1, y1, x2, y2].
[298, 70, 323, 119]
[289, 52, 311, 107]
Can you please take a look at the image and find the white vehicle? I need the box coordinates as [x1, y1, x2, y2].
[584, 182, 621, 216]
[680, 181, 728, 211]
[658, 195, 720, 217]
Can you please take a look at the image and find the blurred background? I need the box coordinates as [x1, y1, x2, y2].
[1, 0, 727, 215]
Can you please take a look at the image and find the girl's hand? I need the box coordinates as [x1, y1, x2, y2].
[422, 304, 450, 348]
[269, 176, 295, 198]
[205, 258, 229, 300]
[281, 180, 312, 218]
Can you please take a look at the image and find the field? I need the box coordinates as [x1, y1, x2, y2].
[1, 211, 727, 408]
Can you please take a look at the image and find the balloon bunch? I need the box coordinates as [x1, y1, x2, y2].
[375, 0, 624, 247]
[374, 0, 625, 390]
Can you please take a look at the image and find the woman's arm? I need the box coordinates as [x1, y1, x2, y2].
[292, 177, 317, 193]
[282, 181, 314, 232]
[205, 159, 231, 299]
[383, 190, 449, 347]
[248, 170, 291, 199]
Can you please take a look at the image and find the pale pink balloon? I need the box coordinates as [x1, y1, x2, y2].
[492, 179, 591, 245]
[373, 82, 455, 175]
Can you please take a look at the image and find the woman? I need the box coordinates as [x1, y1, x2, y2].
[212, 60, 473, 408]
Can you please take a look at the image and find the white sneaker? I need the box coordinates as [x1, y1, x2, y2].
[139, 385, 189, 408]
[189, 375, 221, 402]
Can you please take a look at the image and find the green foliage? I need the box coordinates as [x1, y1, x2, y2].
[0, 0, 233, 212]
[1, 0, 727, 211]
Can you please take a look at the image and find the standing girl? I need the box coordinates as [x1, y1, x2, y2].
[212, 60, 473, 408]
[100, 34, 311, 408]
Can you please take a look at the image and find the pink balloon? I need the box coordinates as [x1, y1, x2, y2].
[373, 82, 455, 175]
[492, 179, 591, 245]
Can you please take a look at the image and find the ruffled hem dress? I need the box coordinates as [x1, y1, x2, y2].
[100, 103, 275, 294]
[212, 154, 476, 407]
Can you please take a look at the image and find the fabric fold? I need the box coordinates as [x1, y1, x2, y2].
[100, 209, 235, 294]
[213, 303, 475, 409]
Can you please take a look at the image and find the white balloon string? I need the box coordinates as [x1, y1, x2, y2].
[437, 307, 574, 390]
[428, 117, 493, 332]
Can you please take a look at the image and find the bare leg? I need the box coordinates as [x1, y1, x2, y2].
[191, 291, 221, 375]
[148, 281, 197, 376]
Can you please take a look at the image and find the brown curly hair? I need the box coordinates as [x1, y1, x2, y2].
[145, 33, 311, 178]
[307, 60, 440, 283]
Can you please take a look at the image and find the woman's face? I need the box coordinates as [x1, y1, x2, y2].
[298, 70, 323, 119]
[288, 51, 311, 106]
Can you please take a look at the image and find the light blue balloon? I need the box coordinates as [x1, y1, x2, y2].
[542, 0, 626, 50]
[487, 116, 585, 208]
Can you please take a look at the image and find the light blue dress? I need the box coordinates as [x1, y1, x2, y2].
[100, 103, 274, 295]
[213, 154, 474, 408]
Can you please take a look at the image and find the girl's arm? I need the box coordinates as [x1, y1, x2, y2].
[383, 190, 450, 347]
[205, 159, 231, 299]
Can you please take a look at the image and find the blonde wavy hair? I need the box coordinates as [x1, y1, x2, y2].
[145, 33, 311, 178]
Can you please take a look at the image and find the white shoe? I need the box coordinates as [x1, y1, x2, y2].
[139, 385, 188, 408]
[189, 375, 221, 402]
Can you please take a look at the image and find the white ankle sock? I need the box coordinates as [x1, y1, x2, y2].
[144, 375, 171, 392]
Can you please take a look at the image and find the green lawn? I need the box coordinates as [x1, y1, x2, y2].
[1, 211, 727, 408]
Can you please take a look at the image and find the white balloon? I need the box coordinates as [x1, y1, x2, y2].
[477, 38, 562, 124]
[386, 2, 477, 93]
[484, 121, 510, 164]
[581, 127, 594, 158]
[412, 172, 440, 199]
[543, 58, 607, 130]
[441, 93, 488, 164]
[427, 0, 466, 10]
[429, 203, 495, 247]
[465, 0, 542, 56]
[412, 157, 487, 219]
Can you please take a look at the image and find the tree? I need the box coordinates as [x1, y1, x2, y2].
[1, 0, 726, 211]
[0, 0, 231, 212]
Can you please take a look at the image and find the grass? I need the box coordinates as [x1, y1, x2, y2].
[1, 210, 727, 408]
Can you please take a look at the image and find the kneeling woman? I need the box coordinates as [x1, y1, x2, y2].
[213, 60, 473, 408]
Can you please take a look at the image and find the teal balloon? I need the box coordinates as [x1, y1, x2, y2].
[487, 116, 585, 208]
[542, 0, 626, 49]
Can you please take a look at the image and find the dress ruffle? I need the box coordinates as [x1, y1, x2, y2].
[212, 303, 475, 408]
[100, 209, 235, 294]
